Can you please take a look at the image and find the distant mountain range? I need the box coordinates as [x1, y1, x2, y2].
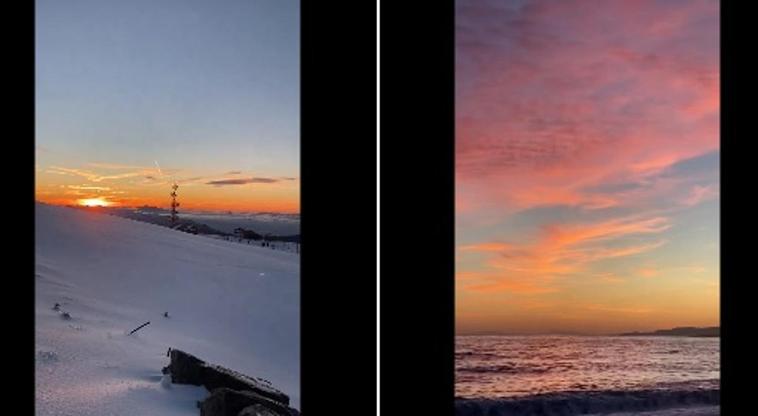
[66, 205, 300, 242]
[618, 326, 719, 337]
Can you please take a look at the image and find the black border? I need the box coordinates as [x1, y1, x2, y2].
[301, 1, 377, 414]
[719, 0, 748, 413]
[380, 0, 456, 414]
[21, 0, 36, 412]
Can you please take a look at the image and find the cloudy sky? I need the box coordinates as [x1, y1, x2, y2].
[35, 0, 299, 213]
[456, 0, 719, 334]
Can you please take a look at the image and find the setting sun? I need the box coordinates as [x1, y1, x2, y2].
[78, 198, 111, 207]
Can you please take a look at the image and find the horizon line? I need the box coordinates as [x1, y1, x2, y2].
[456, 326, 720, 337]
[35, 200, 301, 216]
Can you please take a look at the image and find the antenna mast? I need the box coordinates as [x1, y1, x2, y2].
[170, 182, 179, 226]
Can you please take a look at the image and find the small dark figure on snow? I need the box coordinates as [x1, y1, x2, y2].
[163, 312, 170, 318]
[61, 312, 71, 320]
[52, 303, 60, 311]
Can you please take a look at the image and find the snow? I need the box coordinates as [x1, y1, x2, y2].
[35, 203, 299, 415]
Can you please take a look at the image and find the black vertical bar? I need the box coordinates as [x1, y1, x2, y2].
[11, 0, 36, 413]
[380, 0, 455, 414]
[719, 0, 741, 414]
[301, 1, 377, 415]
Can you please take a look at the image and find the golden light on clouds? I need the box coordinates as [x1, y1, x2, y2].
[34, 160, 300, 213]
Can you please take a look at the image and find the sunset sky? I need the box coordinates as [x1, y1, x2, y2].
[35, 0, 299, 213]
[456, 0, 719, 334]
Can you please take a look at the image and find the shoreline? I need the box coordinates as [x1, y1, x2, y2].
[455, 388, 719, 416]
[589, 405, 719, 416]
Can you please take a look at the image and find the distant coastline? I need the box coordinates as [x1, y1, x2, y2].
[456, 326, 720, 337]
[618, 326, 719, 337]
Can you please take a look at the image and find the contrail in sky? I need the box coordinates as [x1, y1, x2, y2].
[154, 160, 163, 177]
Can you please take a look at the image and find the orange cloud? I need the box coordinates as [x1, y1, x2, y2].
[458, 215, 670, 294]
[457, 271, 558, 294]
[543, 216, 670, 247]
[459, 242, 514, 252]
[638, 267, 659, 278]
[594, 272, 624, 284]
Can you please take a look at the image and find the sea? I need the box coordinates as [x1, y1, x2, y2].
[455, 335, 719, 416]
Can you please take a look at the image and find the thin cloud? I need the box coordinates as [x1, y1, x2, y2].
[594, 273, 625, 284]
[206, 177, 281, 186]
[461, 272, 560, 294]
[36, 145, 53, 154]
[88, 162, 155, 170]
[458, 215, 671, 294]
[47, 166, 146, 182]
[67, 185, 111, 191]
[681, 184, 718, 207]
[459, 242, 514, 252]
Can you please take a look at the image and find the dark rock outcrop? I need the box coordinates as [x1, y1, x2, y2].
[162, 349, 297, 416]
[162, 348, 206, 384]
[202, 364, 287, 405]
[162, 349, 289, 405]
[199, 388, 295, 416]
[238, 404, 280, 416]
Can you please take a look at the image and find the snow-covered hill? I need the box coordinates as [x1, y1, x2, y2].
[35, 203, 299, 415]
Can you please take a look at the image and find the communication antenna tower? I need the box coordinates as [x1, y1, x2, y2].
[170, 182, 179, 226]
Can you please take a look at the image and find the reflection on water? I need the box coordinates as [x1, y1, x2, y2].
[456, 335, 719, 399]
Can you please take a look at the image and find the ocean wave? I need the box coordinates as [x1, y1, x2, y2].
[456, 363, 551, 374]
[455, 351, 503, 360]
[455, 388, 719, 416]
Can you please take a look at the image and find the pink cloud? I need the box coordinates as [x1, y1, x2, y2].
[681, 184, 718, 207]
[456, 0, 719, 219]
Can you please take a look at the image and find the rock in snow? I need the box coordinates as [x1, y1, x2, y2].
[199, 388, 296, 416]
[162, 349, 289, 405]
[237, 404, 282, 416]
[162, 350, 298, 416]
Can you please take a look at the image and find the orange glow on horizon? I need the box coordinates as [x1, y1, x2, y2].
[37, 193, 300, 214]
[34, 161, 301, 214]
[77, 197, 112, 207]
[35, 172, 300, 214]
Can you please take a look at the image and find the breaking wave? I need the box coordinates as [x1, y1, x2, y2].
[455, 388, 719, 416]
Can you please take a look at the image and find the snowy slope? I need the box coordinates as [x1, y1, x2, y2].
[35, 203, 299, 415]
